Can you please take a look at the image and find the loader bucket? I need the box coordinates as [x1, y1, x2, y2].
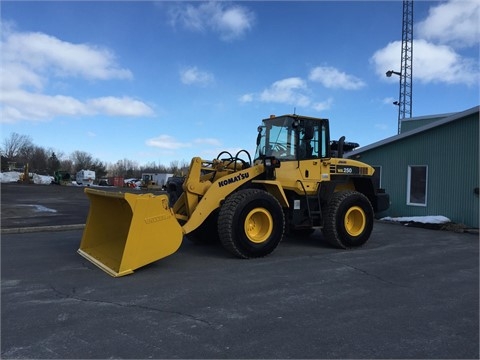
[78, 188, 183, 277]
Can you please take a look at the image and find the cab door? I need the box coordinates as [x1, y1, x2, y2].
[297, 121, 329, 188]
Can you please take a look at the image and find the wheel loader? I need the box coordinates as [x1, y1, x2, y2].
[78, 114, 390, 277]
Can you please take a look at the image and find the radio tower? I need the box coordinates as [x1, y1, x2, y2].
[387, 0, 413, 134]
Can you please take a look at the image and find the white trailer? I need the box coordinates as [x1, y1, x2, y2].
[141, 173, 173, 190]
[76, 170, 96, 186]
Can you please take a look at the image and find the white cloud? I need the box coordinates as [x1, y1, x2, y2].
[168, 1, 255, 41]
[145, 135, 222, 158]
[145, 135, 191, 150]
[180, 66, 214, 86]
[241, 75, 338, 111]
[312, 98, 334, 112]
[309, 66, 366, 90]
[241, 65, 365, 110]
[371, 39, 479, 86]
[0, 91, 154, 124]
[374, 123, 389, 131]
[0, 90, 89, 123]
[1, 63, 44, 91]
[0, 25, 153, 123]
[416, 0, 480, 48]
[238, 93, 254, 103]
[87, 97, 154, 117]
[193, 138, 222, 146]
[260, 77, 311, 107]
[213, 5, 255, 41]
[382, 97, 396, 105]
[371, 0, 479, 88]
[2, 29, 132, 81]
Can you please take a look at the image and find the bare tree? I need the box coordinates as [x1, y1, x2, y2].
[168, 160, 190, 175]
[17, 143, 35, 166]
[70, 151, 94, 173]
[2, 132, 33, 160]
[29, 146, 49, 174]
[60, 159, 74, 174]
[179, 160, 189, 174]
[169, 160, 179, 175]
[1, 132, 190, 180]
[108, 158, 140, 178]
[141, 161, 170, 173]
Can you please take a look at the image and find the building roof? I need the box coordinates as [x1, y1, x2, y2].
[400, 112, 455, 123]
[346, 106, 479, 156]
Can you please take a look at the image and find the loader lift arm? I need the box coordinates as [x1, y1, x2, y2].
[172, 151, 266, 234]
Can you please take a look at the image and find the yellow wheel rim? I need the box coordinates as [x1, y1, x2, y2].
[344, 206, 366, 237]
[244, 208, 273, 243]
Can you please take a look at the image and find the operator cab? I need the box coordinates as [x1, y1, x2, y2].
[254, 114, 330, 162]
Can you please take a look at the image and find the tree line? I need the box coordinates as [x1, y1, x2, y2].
[1, 132, 189, 180]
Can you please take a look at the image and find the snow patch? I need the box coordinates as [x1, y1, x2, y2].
[1, 172, 53, 185]
[32, 205, 57, 213]
[33, 174, 54, 185]
[0, 172, 22, 183]
[14, 204, 58, 214]
[381, 216, 451, 224]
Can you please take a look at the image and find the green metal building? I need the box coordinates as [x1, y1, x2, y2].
[346, 106, 479, 228]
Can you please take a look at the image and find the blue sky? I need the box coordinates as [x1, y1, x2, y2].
[1, 1, 479, 168]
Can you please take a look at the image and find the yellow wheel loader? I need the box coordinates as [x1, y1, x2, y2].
[78, 114, 390, 276]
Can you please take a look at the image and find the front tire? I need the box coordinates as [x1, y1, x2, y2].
[323, 191, 374, 249]
[218, 189, 285, 258]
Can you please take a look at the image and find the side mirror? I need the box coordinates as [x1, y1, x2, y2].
[256, 126, 263, 146]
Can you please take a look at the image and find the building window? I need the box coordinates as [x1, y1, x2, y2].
[407, 165, 428, 206]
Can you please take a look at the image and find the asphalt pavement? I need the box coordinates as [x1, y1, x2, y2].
[1, 183, 154, 232]
[1, 183, 479, 359]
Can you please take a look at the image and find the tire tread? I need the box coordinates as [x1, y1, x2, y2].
[323, 190, 373, 249]
[218, 189, 284, 258]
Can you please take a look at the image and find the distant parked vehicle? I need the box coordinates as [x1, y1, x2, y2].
[53, 170, 71, 185]
[124, 178, 141, 188]
[141, 173, 173, 190]
[76, 170, 95, 186]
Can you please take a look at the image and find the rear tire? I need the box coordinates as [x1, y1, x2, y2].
[218, 189, 285, 258]
[322, 191, 373, 249]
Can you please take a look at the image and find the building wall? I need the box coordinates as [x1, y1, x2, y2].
[351, 112, 479, 228]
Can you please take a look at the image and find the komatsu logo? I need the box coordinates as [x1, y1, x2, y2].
[218, 172, 249, 187]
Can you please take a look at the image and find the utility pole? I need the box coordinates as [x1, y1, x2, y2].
[386, 0, 413, 134]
